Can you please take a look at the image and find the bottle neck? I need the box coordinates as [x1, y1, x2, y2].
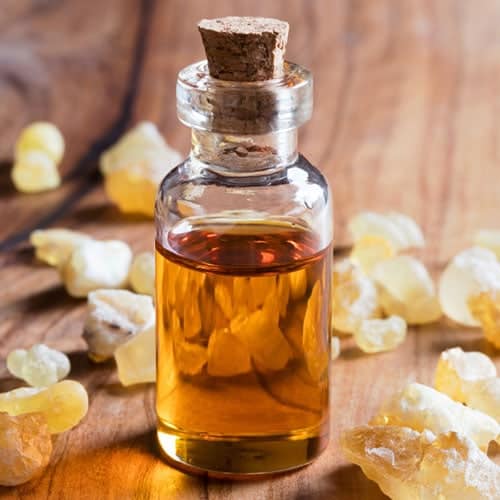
[190, 129, 298, 173]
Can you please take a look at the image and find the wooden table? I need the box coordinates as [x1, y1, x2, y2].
[1, 1, 499, 498]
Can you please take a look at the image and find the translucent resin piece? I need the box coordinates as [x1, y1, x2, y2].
[231, 308, 292, 372]
[100, 122, 182, 217]
[0, 380, 88, 434]
[371, 256, 441, 324]
[174, 340, 208, 376]
[350, 235, 395, 274]
[30, 228, 91, 267]
[434, 347, 497, 402]
[341, 425, 500, 500]
[61, 239, 132, 297]
[332, 259, 379, 333]
[15, 121, 65, 164]
[438, 247, 500, 326]
[83, 289, 154, 362]
[303, 282, 329, 381]
[372, 382, 500, 451]
[0, 412, 52, 486]
[466, 378, 500, 422]
[11, 151, 60, 193]
[348, 211, 424, 251]
[468, 290, 500, 348]
[7, 344, 70, 387]
[289, 269, 308, 300]
[129, 251, 155, 296]
[115, 324, 156, 386]
[207, 329, 252, 377]
[354, 316, 407, 353]
[386, 212, 425, 248]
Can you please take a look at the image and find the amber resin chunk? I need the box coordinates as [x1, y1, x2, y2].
[354, 316, 407, 353]
[332, 259, 379, 333]
[434, 347, 497, 402]
[83, 289, 154, 362]
[439, 247, 500, 326]
[468, 290, 500, 348]
[7, 344, 70, 387]
[0, 412, 52, 487]
[372, 382, 500, 451]
[0, 381, 88, 434]
[341, 425, 500, 500]
[371, 256, 441, 325]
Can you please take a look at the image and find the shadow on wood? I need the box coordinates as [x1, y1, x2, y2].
[0, 160, 17, 198]
[67, 202, 152, 227]
[311, 463, 387, 500]
[13, 284, 77, 313]
[0, 376, 25, 392]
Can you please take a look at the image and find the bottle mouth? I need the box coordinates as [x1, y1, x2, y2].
[176, 60, 313, 135]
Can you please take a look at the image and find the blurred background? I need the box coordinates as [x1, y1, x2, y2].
[1, 0, 499, 259]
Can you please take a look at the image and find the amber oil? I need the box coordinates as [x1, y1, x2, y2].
[155, 218, 331, 477]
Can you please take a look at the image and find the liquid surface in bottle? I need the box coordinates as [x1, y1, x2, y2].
[155, 219, 332, 476]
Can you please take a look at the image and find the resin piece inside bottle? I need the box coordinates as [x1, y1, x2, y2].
[154, 15, 332, 478]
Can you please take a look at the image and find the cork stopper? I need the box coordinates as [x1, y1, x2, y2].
[198, 17, 289, 82]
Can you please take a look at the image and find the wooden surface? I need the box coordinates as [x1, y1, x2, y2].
[1, 0, 499, 498]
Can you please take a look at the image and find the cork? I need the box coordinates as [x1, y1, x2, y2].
[198, 17, 289, 82]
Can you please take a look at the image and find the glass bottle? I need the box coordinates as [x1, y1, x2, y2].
[155, 32, 333, 477]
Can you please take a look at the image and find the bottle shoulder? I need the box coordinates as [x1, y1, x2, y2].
[158, 154, 330, 195]
[155, 154, 333, 249]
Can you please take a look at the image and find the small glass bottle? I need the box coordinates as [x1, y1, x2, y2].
[155, 17, 333, 477]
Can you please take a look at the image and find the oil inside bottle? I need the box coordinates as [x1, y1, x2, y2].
[155, 218, 332, 477]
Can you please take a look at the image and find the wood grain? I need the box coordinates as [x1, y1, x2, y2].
[1, 0, 500, 498]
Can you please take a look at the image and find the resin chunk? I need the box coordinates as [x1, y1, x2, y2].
[100, 122, 182, 217]
[332, 259, 379, 333]
[341, 425, 500, 500]
[348, 211, 424, 251]
[385, 212, 425, 248]
[207, 329, 252, 376]
[174, 341, 208, 376]
[289, 269, 308, 300]
[15, 121, 65, 163]
[11, 150, 60, 193]
[466, 378, 500, 422]
[0, 412, 52, 486]
[350, 235, 395, 274]
[468, 290, 500, 348]
[231, 308, 292, 372]
[83, 289, 154, 361]
[61, 239, 132, 297]
[354, 316, 407, 353]
[30, 228, 91, 267]
[115, 324, 156, 386]
[372, 382, 500, 451]
[0, 380, 88, 434]
[434, 347, 497, 402]
[302, 282, 329, 381]
[371, 256, 441, 324]
[438, 247, 500, 326]
[129, 251, 155, 296]
[7, 344, 70, 387]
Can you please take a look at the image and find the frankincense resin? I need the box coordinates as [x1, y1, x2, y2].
[155, 220, 331, 476]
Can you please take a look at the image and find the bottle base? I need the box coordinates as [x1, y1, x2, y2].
[156, 424, 329, 479]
